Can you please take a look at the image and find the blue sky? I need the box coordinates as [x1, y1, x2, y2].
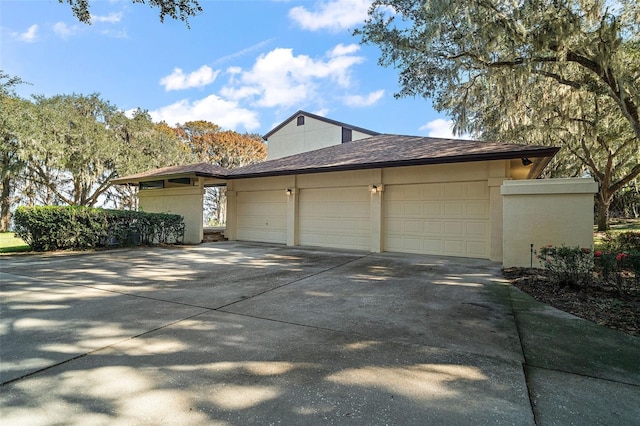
[1, 0, 457, 138]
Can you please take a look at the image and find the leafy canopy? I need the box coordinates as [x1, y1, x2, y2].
[357, 0, 640, 229]
[58, 0, 202, 26]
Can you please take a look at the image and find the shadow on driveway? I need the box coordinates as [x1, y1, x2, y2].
[1, 242, 637, 424]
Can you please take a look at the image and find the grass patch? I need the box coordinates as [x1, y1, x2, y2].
[0, 232, 31, 253]
[594, 218, 640, 251]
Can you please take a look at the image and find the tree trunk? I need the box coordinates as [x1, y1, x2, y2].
[596, 192, 613, 232]
[0, 175, 12, 232]
[217, 187, 227, 225]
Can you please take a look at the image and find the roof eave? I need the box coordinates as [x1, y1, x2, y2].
[226, 148, 561, 180]
[111, 170, 226, 186]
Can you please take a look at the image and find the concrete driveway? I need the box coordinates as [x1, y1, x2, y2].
[1, 242, 638, 425]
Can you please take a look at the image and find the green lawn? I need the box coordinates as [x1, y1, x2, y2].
[593, 218, 640, 251]
[0, 232, 31, 253]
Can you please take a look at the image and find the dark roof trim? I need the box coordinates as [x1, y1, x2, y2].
[225, 148, 560, 180]
[263, 110, 381, 140]
[111, 162, 228, 184]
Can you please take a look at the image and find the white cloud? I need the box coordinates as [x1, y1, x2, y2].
[160, 66, 220, 91]
[53, 22, 77, 39]
[91, 12, 123, 23]
[213, 38, 275, 65]
[15, 24, 38, 42]
[289, 0, 371, 32]
[420, 118, 472, 139]
[344, 89, 384, 107]
[329, 43, 360, 57]
[148, 94, 260, 131]
[221, 44, 365, 108]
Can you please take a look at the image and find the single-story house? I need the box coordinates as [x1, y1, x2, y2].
[113, 110, 598, 267]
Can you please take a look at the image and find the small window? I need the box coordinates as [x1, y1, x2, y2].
[297, 115, 305, 126]
[168, 177, 191, 185]
[342, 127, 352, 143]
[140, 180, 164, 190]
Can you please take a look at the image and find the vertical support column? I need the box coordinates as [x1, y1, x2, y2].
[225, 181, 237, 241]
[370, 183, 383, 253]
[488, 160, 510, 262]
[286, 186, 298, 246]
[489, 177, 508, 262]
[369, 169, 384, 253]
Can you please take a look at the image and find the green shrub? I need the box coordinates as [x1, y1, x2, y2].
[611, 232, 640, 252]
[14, 206, 184, 252]
[538, 245, 594, 287]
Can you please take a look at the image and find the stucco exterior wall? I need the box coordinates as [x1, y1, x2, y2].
[139, 185, 205, 244]
[267, 115, 373, 160]
[501, 178, 598, 268]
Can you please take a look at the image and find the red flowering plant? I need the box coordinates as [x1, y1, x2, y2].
[594, 231, 640, 287]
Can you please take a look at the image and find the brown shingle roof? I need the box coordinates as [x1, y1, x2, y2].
[226, 134, 559, 179]
[111, 135, 559, 185]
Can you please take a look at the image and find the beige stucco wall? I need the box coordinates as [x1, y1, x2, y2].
[227, 160, 511, 260]
[139, 185, 205, 244]
[501, 178, 598, 268]
[267, 115, 373, 160]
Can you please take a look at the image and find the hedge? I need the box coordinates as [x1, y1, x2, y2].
[14, 206, 185, 252]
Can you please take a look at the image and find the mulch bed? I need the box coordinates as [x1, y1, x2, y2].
[502, 268, 640, 337]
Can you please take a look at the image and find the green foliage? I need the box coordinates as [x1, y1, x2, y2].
[0, 72, 32, 231]
[14, 206, 184, 252]
[357, 0, 640, 230]
[611, 232, 640, 252]
[538, 245, 594, 287]
[595, 231, 640, 286]
[58, 0, 202, 26]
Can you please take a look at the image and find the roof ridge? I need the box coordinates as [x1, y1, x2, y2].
[263, 110, 381, 139]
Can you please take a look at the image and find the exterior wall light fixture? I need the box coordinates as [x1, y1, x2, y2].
[521, 158, 533, 166]
[286, 188, 292, 196]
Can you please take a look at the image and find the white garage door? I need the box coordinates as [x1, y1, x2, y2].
[236, 191, 287, 244]
[299, 187, 370, 251]
[384, 181, 490, 258]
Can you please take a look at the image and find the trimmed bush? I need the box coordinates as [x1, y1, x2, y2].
[538, 245, 594, 287]
[14, 206, 184, 252]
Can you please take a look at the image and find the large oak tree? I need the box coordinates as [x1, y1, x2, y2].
[357, 0, 640, 230]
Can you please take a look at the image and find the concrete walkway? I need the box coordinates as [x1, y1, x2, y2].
[1, 242, 638, 425]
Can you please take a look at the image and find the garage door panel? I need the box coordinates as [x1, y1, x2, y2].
[444, 183, 465, 199]
[403, 202, 423, 217]
[236, 190, 287, 244]
[299, 187, 371, 251]
[424, 202, 443, 217]
[424, 221, 443, 235]
[466, 201, 489, 217]
[467, 241, 489, 257]
[444, 201, 465, 217]
[384, 181, 490, 258]
[467, 222, 489, 238]
[465, 181, 490, 198]
[444, 221, 465, 235]
[444, 240, 464, 254]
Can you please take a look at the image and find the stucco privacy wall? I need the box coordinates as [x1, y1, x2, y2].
[226, 160, 511, 260]
[138, 185, 205, 244]
[501, 178, 598, 268]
